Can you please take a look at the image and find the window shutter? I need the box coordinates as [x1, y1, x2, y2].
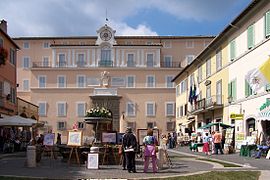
[247, 25, 254, 49]
[228, 82, 232, 98]
[230, 40, 236, 60]
[232, 80, 237, 101]
[265, 11, 270, 38]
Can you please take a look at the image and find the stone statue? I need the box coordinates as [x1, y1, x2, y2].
[101, 71, 110, 87]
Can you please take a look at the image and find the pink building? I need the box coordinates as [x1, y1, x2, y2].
[14, 24, 213, 142]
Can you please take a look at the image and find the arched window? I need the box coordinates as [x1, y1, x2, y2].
[100, 45, 112, 67]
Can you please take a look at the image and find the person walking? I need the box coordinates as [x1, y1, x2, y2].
[143, 129, 159, 173]
[121, 130, 128, 170]
[122, 127, 137, 173]
[213, 130, 224, 154]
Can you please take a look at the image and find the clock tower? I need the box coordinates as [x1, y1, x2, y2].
[96, 24, 117, 46]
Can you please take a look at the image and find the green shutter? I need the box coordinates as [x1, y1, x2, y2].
[247, 25, 254, 49]
[265, 11, 270, 37]
[228, 82, 232, 100]
[245, 80, 253, 97]
[230, 40, 236, 61]
[232, 80, 237, 101]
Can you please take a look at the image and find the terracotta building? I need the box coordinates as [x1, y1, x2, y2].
[14, 24, 213, 142]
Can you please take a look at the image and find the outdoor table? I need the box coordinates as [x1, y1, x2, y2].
[240, 144, 257, 157]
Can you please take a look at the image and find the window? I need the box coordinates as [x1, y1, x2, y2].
[0, 38, 3, 47]
[38, 102, 47, 116]
[57, 102, 67, 117]
[166, 76, 174, 88]
[176, 106, 180, 118]
[146, 75, 155, 87]
[164, 41, 171, 48]
[216, 80, 222, 104]
[265, 11, 270, 38]
[43, 42, 49, 48]
[186, 40, 194, 48]
[176, 85, 180, 96]
[228, 79, 237, 102]
[100, 47, 112, 67]
[23, 42, 29, 49]
[87, 77, 100, 86]
[126, 76, 135, 88]
[198, 65, 202, 82]
[111, 77, 125, 87]
[247, 24, 254, 49]
[77, 75, 86, 87]
[22, 57, 30, 68]
[216, 49, 222, 71]
[58, 54, 66, 67]
[146, 54, 154, 67]
[167, 122, 175, 131]
[38, 76, 46, 88]
[9, 48, 16, 65]
[206, 58, 211, 77]
[77, 102, 85, 117]
[206, 85, 211, 106]
[163, 56, 172, 67]
[230, 40, 236, 61]
[43, 57, 49, 67]
[57, 76, 66, 88]
[186, 55, 195, 65]
[127, 102, 136, 117]
[147, 122, 155, 129]
[78, 122, 85, 129]
[10, 87, 16, 104]
[166, 102, 174, 116]
[22, 79, 29, 91]
[180, 106, 183, 117]
[146, 102, 155, 116]
[180, 79, 187, 94]
[245, 79, 253, 97]
[127, 54, 135, 67]
[77, 53, 85, 67]
[57, 121, 66, 130]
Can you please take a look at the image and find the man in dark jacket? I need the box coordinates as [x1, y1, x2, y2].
[122, 127, 137, 173]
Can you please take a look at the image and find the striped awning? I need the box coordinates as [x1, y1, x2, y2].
[257, 110, 270, 121]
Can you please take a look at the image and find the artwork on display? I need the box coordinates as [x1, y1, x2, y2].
[67, 130, 83, 146]
[87, 153, 99, 169]
[225, 128, 234, 145]
[43, 133, 55, 146]
[102, 132, 117, 144]
[117, 133, 125, 144]
[137, 129, 159, 146]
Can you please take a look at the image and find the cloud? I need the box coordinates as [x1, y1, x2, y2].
[0, 0, 248, 37]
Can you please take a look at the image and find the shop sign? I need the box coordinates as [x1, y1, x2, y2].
[260, 99, 270, 111]
[230, 113, 244, 120]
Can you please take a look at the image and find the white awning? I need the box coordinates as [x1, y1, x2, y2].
[257, 111, 270, 121]
[0, 115, 37, 126]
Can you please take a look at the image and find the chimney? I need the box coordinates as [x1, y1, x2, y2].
[0, 19, 7, 33]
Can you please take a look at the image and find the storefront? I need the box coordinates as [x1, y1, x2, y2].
[257, 98, 270, 141]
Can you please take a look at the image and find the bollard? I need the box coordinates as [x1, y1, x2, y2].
[157, 146, 164, 170]
[27, 146, 36, 167]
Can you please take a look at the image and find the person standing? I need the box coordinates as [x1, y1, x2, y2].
[121, 130, 128, 170]
[143, 129, 159, 173]
[213, 131, 224, 154]
[202, 133, 210, 155]
[122, 127, 137, 173]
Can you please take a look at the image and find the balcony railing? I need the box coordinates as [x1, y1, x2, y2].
[191, 98, 205, 113]
[98, 60, 113, 67]
[205, 95, 224, 109]
[160, 61, 181, 68]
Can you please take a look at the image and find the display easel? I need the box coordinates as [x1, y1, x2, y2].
[102, 144, 117, 165]
[68, 146, 80, 166]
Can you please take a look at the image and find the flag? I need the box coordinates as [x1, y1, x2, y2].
[246, 57, 270, 92]
[193, 84, 200, 103]
[188, 86, 193, 104]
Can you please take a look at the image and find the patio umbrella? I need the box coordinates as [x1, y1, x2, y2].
[0, 115, 37, 126]
[198, 122, 232, 129]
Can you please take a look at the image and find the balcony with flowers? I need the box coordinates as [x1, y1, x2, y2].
[84, 106, 113, 124]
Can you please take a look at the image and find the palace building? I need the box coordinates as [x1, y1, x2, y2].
[14, 23, 213, 142]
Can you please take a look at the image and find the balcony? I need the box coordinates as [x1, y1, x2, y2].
[32, 62, 51, 68]
[205, 95, 224, 110]
[160, 61, 181, 68]
[98, 60, 113, 67]
[190, 98, 205, 115]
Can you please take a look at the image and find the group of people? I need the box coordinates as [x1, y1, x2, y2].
[160, 132, 177, 149]
[121, 127, 159, 173]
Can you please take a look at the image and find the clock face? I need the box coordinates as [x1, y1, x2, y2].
[100, 30, 112, 41]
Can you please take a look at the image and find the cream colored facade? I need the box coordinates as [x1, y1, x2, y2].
[173, 0, 270, 143]
[14, 24, 213, 142]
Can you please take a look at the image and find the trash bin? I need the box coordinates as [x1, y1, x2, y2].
[27, 146, 36, 167]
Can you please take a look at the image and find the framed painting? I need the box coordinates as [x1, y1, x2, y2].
[101, 132, 117, 144]
[67, 130, 83, 146]
[137, 128, 159, 146]
[43, 133, 55, 146]
[87, 153, 99, 169]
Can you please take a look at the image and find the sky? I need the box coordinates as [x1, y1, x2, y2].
[0, 0, 252, 37]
